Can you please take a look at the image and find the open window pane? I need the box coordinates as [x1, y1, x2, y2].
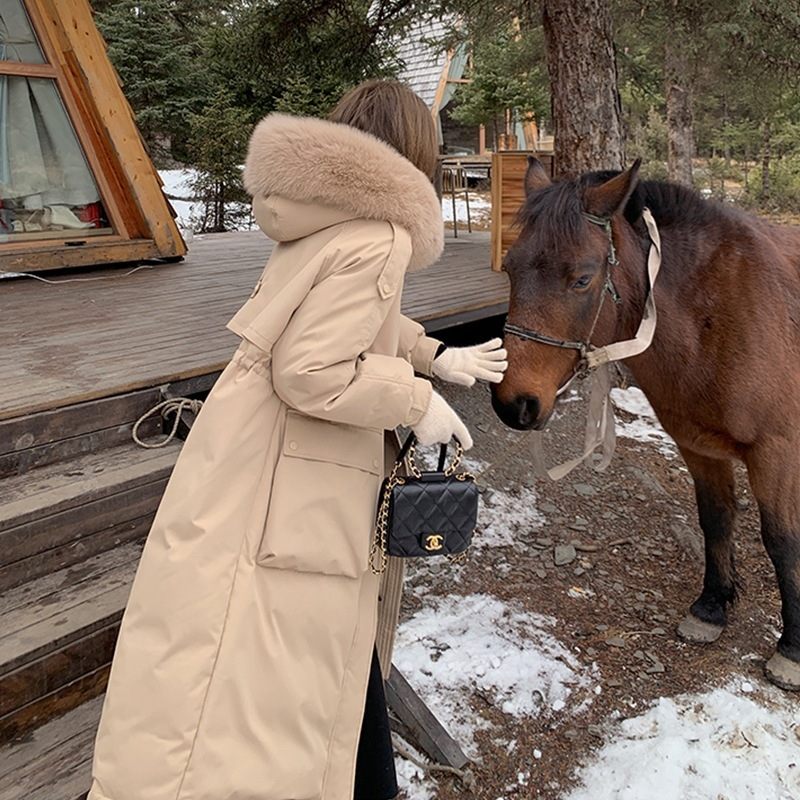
[0, 76, 112, 241]
[0, 0, 45, 64]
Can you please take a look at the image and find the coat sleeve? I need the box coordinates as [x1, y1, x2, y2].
[396, 314, 442, 377]
[271, 222, 433, 429]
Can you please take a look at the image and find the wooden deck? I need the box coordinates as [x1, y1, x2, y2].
[1, 230, 507, 422]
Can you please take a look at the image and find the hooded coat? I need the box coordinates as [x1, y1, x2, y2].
[87, 114, 445, 800]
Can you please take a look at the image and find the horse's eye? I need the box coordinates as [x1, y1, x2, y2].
[571, 274, 592, 290]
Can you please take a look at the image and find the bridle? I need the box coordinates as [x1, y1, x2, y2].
[503, 211, 623, 390]
[501, 207, 663, 482]
[503, 209, 661, 395]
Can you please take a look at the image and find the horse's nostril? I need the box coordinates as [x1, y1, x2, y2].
[516, 396, 540, 428]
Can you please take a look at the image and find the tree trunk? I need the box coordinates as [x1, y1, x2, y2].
[542, 0, 624, 175]
[665, 39, 694, 186]
[760, 119, 771, 204]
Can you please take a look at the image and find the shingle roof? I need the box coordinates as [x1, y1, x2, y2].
[395, 17, 449, 108]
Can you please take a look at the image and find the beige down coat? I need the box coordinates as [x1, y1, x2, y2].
[88, 114, 445, 800]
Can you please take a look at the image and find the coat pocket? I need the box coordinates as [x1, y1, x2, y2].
[258, 410, 383, 577]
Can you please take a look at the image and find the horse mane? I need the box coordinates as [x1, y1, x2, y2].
[516, 170, 736, 254]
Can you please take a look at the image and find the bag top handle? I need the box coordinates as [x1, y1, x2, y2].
[397, 433, 461, 476]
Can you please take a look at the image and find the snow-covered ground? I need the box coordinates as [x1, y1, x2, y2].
[395, 594, 596, 799]
[440, 195, 491, 226]
[564, 679, 800, 800]
[610, 386, 678, 458]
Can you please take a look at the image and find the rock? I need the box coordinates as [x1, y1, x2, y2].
[575, 483, 597, 497]
[540, 502, 559, 514]
[554, 544, 577, 566]
[573, 567, 585, 576]
[651, 627, 666, 635]
[569, 522, 588, 532]
[536, 537, 554, 547]
[606, 636, 627, 648]
[534, 567, 547, 580]
[595, 624, 609, 632]
[646, 662, 666, 674]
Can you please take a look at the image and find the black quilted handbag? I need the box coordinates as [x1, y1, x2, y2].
[369, 434, 479, 574]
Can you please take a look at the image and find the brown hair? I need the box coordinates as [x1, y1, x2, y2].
[329, 79, 439, 181]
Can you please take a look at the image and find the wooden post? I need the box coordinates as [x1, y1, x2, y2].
[491, 151, 554, 271]
[386, 665, 470, 771]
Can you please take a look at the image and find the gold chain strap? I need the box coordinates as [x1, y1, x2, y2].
[369, 439, 475, 575]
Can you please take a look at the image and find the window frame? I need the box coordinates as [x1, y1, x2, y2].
[0, 0, 131, 247]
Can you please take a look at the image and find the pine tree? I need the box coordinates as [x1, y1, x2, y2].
[96, 0, 200, 162]
[187, 92, 251, 233]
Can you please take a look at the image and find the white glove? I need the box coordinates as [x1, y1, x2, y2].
[412, 390, 473, 450]
[432, 338, 508, 387]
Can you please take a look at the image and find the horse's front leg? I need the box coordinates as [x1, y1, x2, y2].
[676, 450, 739, 644]
[746, 444, 800, 690]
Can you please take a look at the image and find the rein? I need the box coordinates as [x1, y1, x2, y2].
[504, 207, 662, 480]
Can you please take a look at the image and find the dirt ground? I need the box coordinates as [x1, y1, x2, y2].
[393, 322, 789, 800]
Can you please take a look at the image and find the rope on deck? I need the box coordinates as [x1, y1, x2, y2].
[132, 397, 203, 449]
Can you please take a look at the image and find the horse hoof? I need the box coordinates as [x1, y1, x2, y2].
[764, 652, 800, 691]
[676, 614, 724, 644]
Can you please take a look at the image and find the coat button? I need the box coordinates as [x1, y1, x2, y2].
[289, 441, 298, 451]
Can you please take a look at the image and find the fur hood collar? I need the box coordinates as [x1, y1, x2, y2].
[243, 114, 444, 271]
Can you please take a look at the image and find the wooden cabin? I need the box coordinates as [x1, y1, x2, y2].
[0, 0, 185, 273]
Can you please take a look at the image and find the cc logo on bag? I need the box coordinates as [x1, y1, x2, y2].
[424, 534, 444, 552]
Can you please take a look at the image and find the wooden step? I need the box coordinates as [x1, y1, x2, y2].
[0, 373, 218, 479]
[0, 441, 180, 592]
[0, 694, 100, 800]
[0, 542, 142, 744]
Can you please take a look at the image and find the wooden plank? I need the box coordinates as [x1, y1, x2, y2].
[0, 667, 106, 767]
[0, 583, 131, 679]
[385, 665, 470, 770]
[0, 443, 179, 529]
[0, 626, 117, 724]
[0, 695, 102, 780]
[0, 541, 141, 649]
[0, 240, 164, 273]
[0, 388, 163, 457]
[0, 479, 165, 569]
[0, 417, 161, 479]
[0, 541, 143, 621]
[0, 514, 152, 594]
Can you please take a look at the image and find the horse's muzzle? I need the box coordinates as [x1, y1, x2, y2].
[491, 389, 548, 431]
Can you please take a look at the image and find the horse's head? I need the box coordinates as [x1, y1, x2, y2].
[492, 157, 644, 431]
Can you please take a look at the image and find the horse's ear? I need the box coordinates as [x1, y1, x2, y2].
[584, 159, 642, 218]
[525, 156, 551, 195]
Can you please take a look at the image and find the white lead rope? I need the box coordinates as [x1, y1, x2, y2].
[530, 208, 662, 481]
[132, 397, 204, 448]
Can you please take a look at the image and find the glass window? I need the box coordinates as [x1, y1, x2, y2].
[0, 0, 45, 64]
[0, 76, 112, 241]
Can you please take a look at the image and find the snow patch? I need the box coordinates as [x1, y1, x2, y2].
[395, 593, 592, 754]
[479, 486, 545, 549]
[610, 387, 677, 457]
[563, 680, 800, 800]
[441, 195, 491, 224]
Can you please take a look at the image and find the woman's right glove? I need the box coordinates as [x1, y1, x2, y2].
[411, 390, 473, 450]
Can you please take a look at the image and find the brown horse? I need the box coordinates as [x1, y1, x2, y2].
[492, 157, 800, 690]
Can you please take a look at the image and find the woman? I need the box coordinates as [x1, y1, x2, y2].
[88, 80, 506, 800]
